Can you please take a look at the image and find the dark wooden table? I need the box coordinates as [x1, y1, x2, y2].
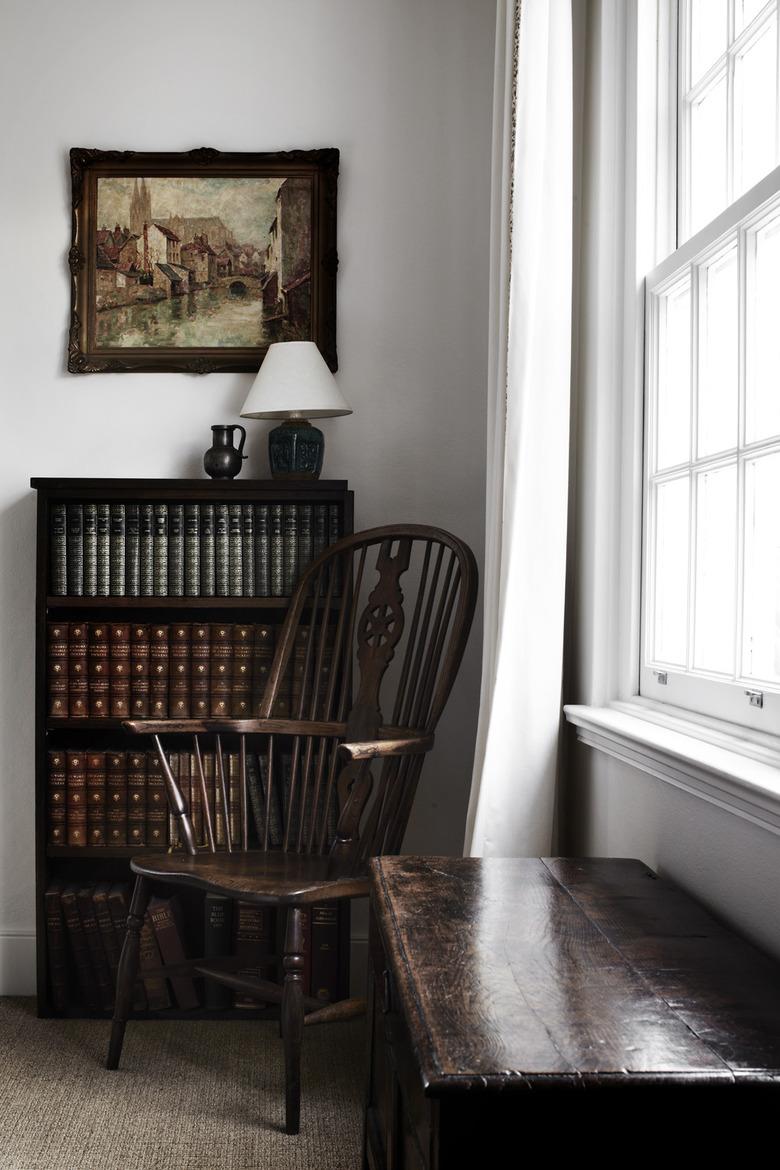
[364, 856, 780, 1169]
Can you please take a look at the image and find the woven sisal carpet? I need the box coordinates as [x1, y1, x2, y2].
[0, 999, 365, 1170]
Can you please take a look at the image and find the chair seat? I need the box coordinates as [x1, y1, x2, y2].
[130, 849, 370, 906]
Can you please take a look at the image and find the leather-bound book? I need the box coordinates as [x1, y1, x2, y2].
[184, 503, 200, 597]
[258, 750, 283, 847]
[313, 504, 327, 563]
[92, 883, 121, 991]
[203, 751, 217, 847]
[290, 627, 310, 719]
[96, 504, 111, 597]
[214, 503, 229, 597]
[199, 503, 216, 597]
[297, 502, 313, 581]
[231, 625, 253, 717]
[139, 910, 171, 1011]
[150, 624, 169, 718]
[169, 623, 192, 719]
[253, 503, 270, 597]
[85, 750, 106, 847]
[83, 503, 98, 596]
[153, 503, 168, 597]
[310, 901, 340, 1004]
[269, 504, 284, 597]
[109, 503, 126, 597]
[191, 623, 210, 718]
[60, 884, 98, 1011]
[214, 755, 225, 849]
[228, 503, 243, 597]
[130, 623, 151, 718]
[233, 902, 274, 1008]
[245, 752, 264, 847]
[68, 621, 89, 718]
[148, 896, 198, 1010]
[107, 884, 146, 1010]
[139, 503, 154, 597]
[282, 503, 298, 595]
[109, 623, 131, 718]
[203, 894, 233, 1009]
[127, 749, 147, 847]
[47, 620, 69, 718]
[77, 885, 114, 1011]
[44, 881, 69, 1012]
[167, 752, 181, 850]
[88, 622, 110, 718]
[126, 503, 140, 597]
[66, 504, 84, 596]
[228, 752, 240, 847]
[50, 502, 67, 595]
[65, 749, 87, 847]
[106, 750, 127, 846]
[47, 750, 67, 846]
[251, 624, 274, 714]
[188, 749, 203, 846]
[209, 623, 233, 717]
[241, 504, 255, 596]
[168, 503, 184, 597]
[328, 504, 342, 592]
[146, 750, 167, 848]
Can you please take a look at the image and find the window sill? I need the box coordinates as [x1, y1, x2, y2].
[563, 700, 780, 837]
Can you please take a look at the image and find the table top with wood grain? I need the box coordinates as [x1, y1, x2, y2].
[369, 856, 780, 1093]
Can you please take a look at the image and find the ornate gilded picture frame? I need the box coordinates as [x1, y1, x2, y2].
[68, 147, 338, 374]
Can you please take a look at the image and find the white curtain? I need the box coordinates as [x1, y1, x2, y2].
[464, 0, 574, 857]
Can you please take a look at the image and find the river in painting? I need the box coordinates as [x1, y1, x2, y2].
[95, 283, 289, 348]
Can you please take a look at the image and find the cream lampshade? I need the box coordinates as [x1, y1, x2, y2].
[240, 342, 352, 478]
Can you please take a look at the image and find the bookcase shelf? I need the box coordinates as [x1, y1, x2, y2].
[33, 477, 354, 1019]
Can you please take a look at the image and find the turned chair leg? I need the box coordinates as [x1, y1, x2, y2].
[106, 875, 149, 1070]
[281, 906, 305, 1135]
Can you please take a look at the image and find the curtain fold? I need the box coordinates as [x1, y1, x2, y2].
[464, 0, 574, 857]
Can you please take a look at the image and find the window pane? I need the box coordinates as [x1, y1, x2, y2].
[734, 15, 778, 198]
[693, 464, 737, 674]
[690, 75, 728, 235]
[697, 246, 738, 457]
[690, 0, 727, 84]
[656, 281, 691, 470]
[737, 0, 772, 35]
[743, 452, 780, 684]
[653, 477, 690, 665]
[746, 215, 780, 442]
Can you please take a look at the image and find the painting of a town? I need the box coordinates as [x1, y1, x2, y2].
[95, 175, 311, 348]
[68, 148, 338, 373]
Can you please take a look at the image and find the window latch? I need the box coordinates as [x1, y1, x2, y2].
[654, 671, 668, 685]
[745, 689, 764, 709]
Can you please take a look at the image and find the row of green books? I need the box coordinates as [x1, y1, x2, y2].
[49, 501, 343, 597]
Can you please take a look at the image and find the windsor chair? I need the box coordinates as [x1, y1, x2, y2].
[106, 524, 477, 1134]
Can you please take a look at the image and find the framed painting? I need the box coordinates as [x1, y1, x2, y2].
[68, 147, 338, 374]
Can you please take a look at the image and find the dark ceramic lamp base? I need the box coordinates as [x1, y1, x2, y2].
[268, 418, 324, 479]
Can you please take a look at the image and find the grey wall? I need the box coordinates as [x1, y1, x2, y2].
[0, 0, 494, 991]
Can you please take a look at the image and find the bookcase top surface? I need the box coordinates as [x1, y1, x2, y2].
[31, 477, 349, 494]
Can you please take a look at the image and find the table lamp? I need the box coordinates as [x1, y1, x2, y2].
[240, 341, 352, 479]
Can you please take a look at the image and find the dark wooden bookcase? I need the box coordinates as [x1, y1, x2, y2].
[31, 477, 354, 1019]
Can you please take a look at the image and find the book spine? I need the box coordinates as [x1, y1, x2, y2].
[60, 885, 98, 1010]
[109, 504, 126, 597]
[168, 752, 182, 849]
[169, 623, 192, 719]
[86, 750, 106, 847]
[313, 504, 327, 563]
[231, 625, 253, 717]
[107, 884, 147, 1011]
[139, 503, 154, 596]
[106, 751, 127, 846]
[93, 883, 121, 991]
[139, 911, 171, 1011]
[184, 503, 200, 597]
[88, 622, 110, 718]
[153, 503, 168, 597]
[146, 751, 167, 848]
[148, 896, 199, 1010]
[269, 504, 284, 596]
[228, 752, 240, 847]
[328, 504, 342, 593]
[96, 504, 111, 596]
[290, 627, 310, 720]
[209, 624, 233, 718]
[200, 503, 216, 596]
[66, 504, 84, 596]
[50, 503, 67, 595]
[228, 503, 243, 597]
[47, 620, 69, 718]
[245, 751, 264, 847]
[47, 750, 67, 846]
[109, 623, 131, 718]
[214, 503, 229, 596]
[251, 624, 274, 715]
[44, 882, 69, 1012]
[191, 623, 210, 718]
[203, 894, 233, 1009]
[65, 748, 87, 847]
[258, 749, 283, 847]
[150, 624, 169, 718]
[213, 753, 225, 847]
[188, 749, 203, 846]
[298, 502, 313, 580]
[127, 750, 147, 847]
[233, 902, 275, 1008]
[168, 503, 185, 597]
[130, 623, 151, 718]
[310, 901, 340, 1004]
[83, 503, 98, 596]
[242, 504, 255, 596]
[68, 621, 88, 718]
[77, 885, 114, 1011]
[282, 503, 298, 595]
[125, 503, 140, 597]
[254, 504, 270, 597]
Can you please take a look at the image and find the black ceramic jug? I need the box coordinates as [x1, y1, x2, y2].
[203, 424, 247, 479]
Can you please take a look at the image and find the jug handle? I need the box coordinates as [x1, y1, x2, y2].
[232, 424, 248, 460]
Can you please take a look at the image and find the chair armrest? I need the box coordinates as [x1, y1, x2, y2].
[339, 734, 434, 761]
[122, 718, 349, 737]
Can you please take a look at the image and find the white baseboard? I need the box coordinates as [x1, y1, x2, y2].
[0, 932, 36, 996]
